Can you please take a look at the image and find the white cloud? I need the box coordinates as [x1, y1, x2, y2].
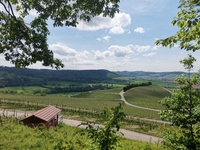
[76, 12, 131, 31]
[102, 36, 111, 42]
[174, 44, 179, 47]
[151, 45, 161, 50]
[133, 45, 151, 53]
[72, 60, 96, 65]
[93, 50, 112, 60]
[143, 52, 156, 57]
[108, 45, 134, 57]
[134, 27, 145, 33]
[97, 38, 101, 41]
[128, 31, 131, 34]
[49, 43, 91, 67]
[109, 26, 125, 34]
[50, 43, 78, 56]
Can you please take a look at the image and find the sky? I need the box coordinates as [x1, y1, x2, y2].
[1, 0, 200, 72]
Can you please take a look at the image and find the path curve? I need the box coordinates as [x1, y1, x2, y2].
[119, 90, 161, 112]
[0, 109, 161, 143]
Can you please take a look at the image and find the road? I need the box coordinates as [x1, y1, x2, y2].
[0, 109, 161, 143]
[119, 90, 161, 112]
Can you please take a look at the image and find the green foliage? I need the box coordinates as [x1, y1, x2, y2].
[123, 82, 152, 92]
[0, 122, 89, 149]
[159, 55, 200, 150]
[0, 122, 167, 149]
[79, 102, 126, 150]
[155, 0, 200, 52]
[0, 0, 120, 68]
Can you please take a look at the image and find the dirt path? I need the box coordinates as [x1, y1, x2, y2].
[0, 109, 161, 143]
[118, 90, 161, 112]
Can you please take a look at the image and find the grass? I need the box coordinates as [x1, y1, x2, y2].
[0, 122, 167, 149]
[0, 86, 48, 94]
[124, 85, 171, 110]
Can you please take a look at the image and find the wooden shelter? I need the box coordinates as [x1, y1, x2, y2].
[20, 106, 61, 129]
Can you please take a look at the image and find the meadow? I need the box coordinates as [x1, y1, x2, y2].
[124, 85, 171, 110]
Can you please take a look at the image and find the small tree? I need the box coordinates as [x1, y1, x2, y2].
[79, 102, 125, 150]
[160, 54, 200, 149]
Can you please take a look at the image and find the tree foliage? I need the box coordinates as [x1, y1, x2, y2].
[79, 102, 125, 150]
[0, 0, 120, 68]
[155, 0, 200, 52]
[123, 82, 152, 92]
[160, 54, 200, 150]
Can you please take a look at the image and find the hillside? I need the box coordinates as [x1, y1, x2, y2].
[115, 71, 189, 81]
[0, 66, 119, 87]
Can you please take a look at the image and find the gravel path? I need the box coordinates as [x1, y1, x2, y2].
[0, 109, 161, 143]
[119, 90, 161, 112]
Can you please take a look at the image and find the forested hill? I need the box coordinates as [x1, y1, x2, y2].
[115, 71, 189, 81]
[0, 66, 119, 87]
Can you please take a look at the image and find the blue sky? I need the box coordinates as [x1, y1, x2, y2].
[1, 0, 200, 72]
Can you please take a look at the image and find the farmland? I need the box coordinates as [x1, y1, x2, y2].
[0, 68, 183, 120]
[124, 85, 171, 110]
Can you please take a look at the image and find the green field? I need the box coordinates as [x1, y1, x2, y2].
[72, 89, 121, 99]
[0, 88, 160, 120]
[124, 85, 171, 110]
[0, 86, 48, 94]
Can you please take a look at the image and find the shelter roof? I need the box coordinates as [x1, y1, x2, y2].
[20, 106, 61, 122]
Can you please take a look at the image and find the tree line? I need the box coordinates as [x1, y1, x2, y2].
[123, 82, 152, 92]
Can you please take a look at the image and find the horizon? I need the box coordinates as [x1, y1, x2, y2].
[0, 65, 193, 73]
[1, 0, 200, 72]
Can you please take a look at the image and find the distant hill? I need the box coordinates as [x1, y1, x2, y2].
[0, 66, 119, 87]
[114, 71, 189, 81]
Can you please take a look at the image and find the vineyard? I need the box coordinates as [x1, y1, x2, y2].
[124, 85, 171, 110]
[0, 86, 163, 120]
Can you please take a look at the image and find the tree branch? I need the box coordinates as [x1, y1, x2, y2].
[0, 1, 13, 17]
[7, 0, 17, 20]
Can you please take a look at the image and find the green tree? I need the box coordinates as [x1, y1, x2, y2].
[159, 54, 200, 149]
[155, 0, 200, 51]
[0, 0, 120, 69]
[79, 102, 125, 150]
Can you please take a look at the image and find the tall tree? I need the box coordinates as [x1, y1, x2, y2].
[160, 54, 200, 149]
[0, 0, 120, 69]
[155, 0, 200, 52]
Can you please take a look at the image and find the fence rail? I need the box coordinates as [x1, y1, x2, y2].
[0, 98, 171, 127]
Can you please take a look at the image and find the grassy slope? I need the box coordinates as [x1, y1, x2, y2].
[0, 122, 167, 150]
[124, 85, 171, 110]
